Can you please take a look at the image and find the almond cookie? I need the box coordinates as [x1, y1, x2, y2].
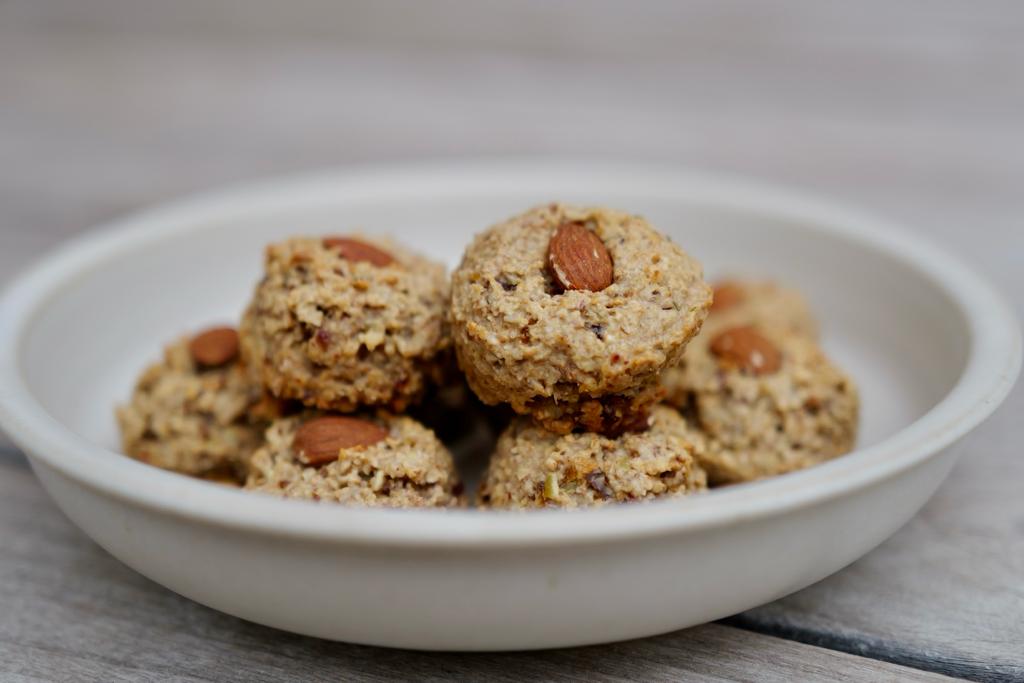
[706, 279, 818, 339]
[478, 406, 708, 509]
[662, 279, 818, 401]
[666, 324, 859, 485]
[116, 327, 276, 480]
[245, 413, 465, 508]
[451, 204, 712, 435]
[240, 235, 450, 412]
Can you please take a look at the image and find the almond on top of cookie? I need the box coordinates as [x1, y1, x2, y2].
[450, 203, 712, 436]
[116, 325, 284, 482]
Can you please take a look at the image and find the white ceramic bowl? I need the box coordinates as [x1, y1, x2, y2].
[0, 161, 1019, 651]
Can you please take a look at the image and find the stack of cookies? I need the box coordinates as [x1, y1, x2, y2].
[117, 201, 860, 510]
[452, 204, 715, 508]
[117, 235, 465, 507]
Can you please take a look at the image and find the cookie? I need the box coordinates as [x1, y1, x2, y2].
[478, 405, 708, 509]
[245, 413, 465, 507]
[450, 203, 712, 435]
[666, 323, 858, 485]
[239, 235, 450, 412]
[706, 279, 818, 338]
[662, 278, 818, 402]
[116, 327, 276, 479]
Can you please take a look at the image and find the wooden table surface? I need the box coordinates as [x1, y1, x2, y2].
[1, 2, 1021, 680]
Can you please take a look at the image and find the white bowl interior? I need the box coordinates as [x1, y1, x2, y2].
[20, 184, 970, 473]
[5, 166, 1018, 650]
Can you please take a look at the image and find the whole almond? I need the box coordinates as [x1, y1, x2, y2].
[709, 325, 782, 376]
[323, 236, 394, 266]
[292, 416, 389, 466]
[710, 281, 745, 312]
[547, 221, 613, 292]
[189, 326, 239, 368]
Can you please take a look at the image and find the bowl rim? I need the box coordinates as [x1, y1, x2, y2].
[0, 160, 1019, 548]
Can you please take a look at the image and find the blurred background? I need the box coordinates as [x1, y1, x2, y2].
[2, 1, 1021, 291]
[1, 1, 1022, 679]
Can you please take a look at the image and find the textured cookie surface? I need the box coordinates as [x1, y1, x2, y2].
[705, 280, 818, 339]
[663, 279, 818, 405]
[666, 322, 859, 485]
[451, 203, 711, 434]
[245, 413, 465, 508]
[240, 236, 450, 412]
[116, 332, 271, 479]
[479, 405, 708, 509]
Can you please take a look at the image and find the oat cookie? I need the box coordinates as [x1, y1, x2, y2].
[478, 405, 708, 509]
[666, 323, 858, 485]
[662, 278, 818, 402]
[706, 279, 818, 338]
[116, 327, 273, 479]
[450, 203, 711, 435]
[245, 413, 465, 507]
[240, 235, 450, 412]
